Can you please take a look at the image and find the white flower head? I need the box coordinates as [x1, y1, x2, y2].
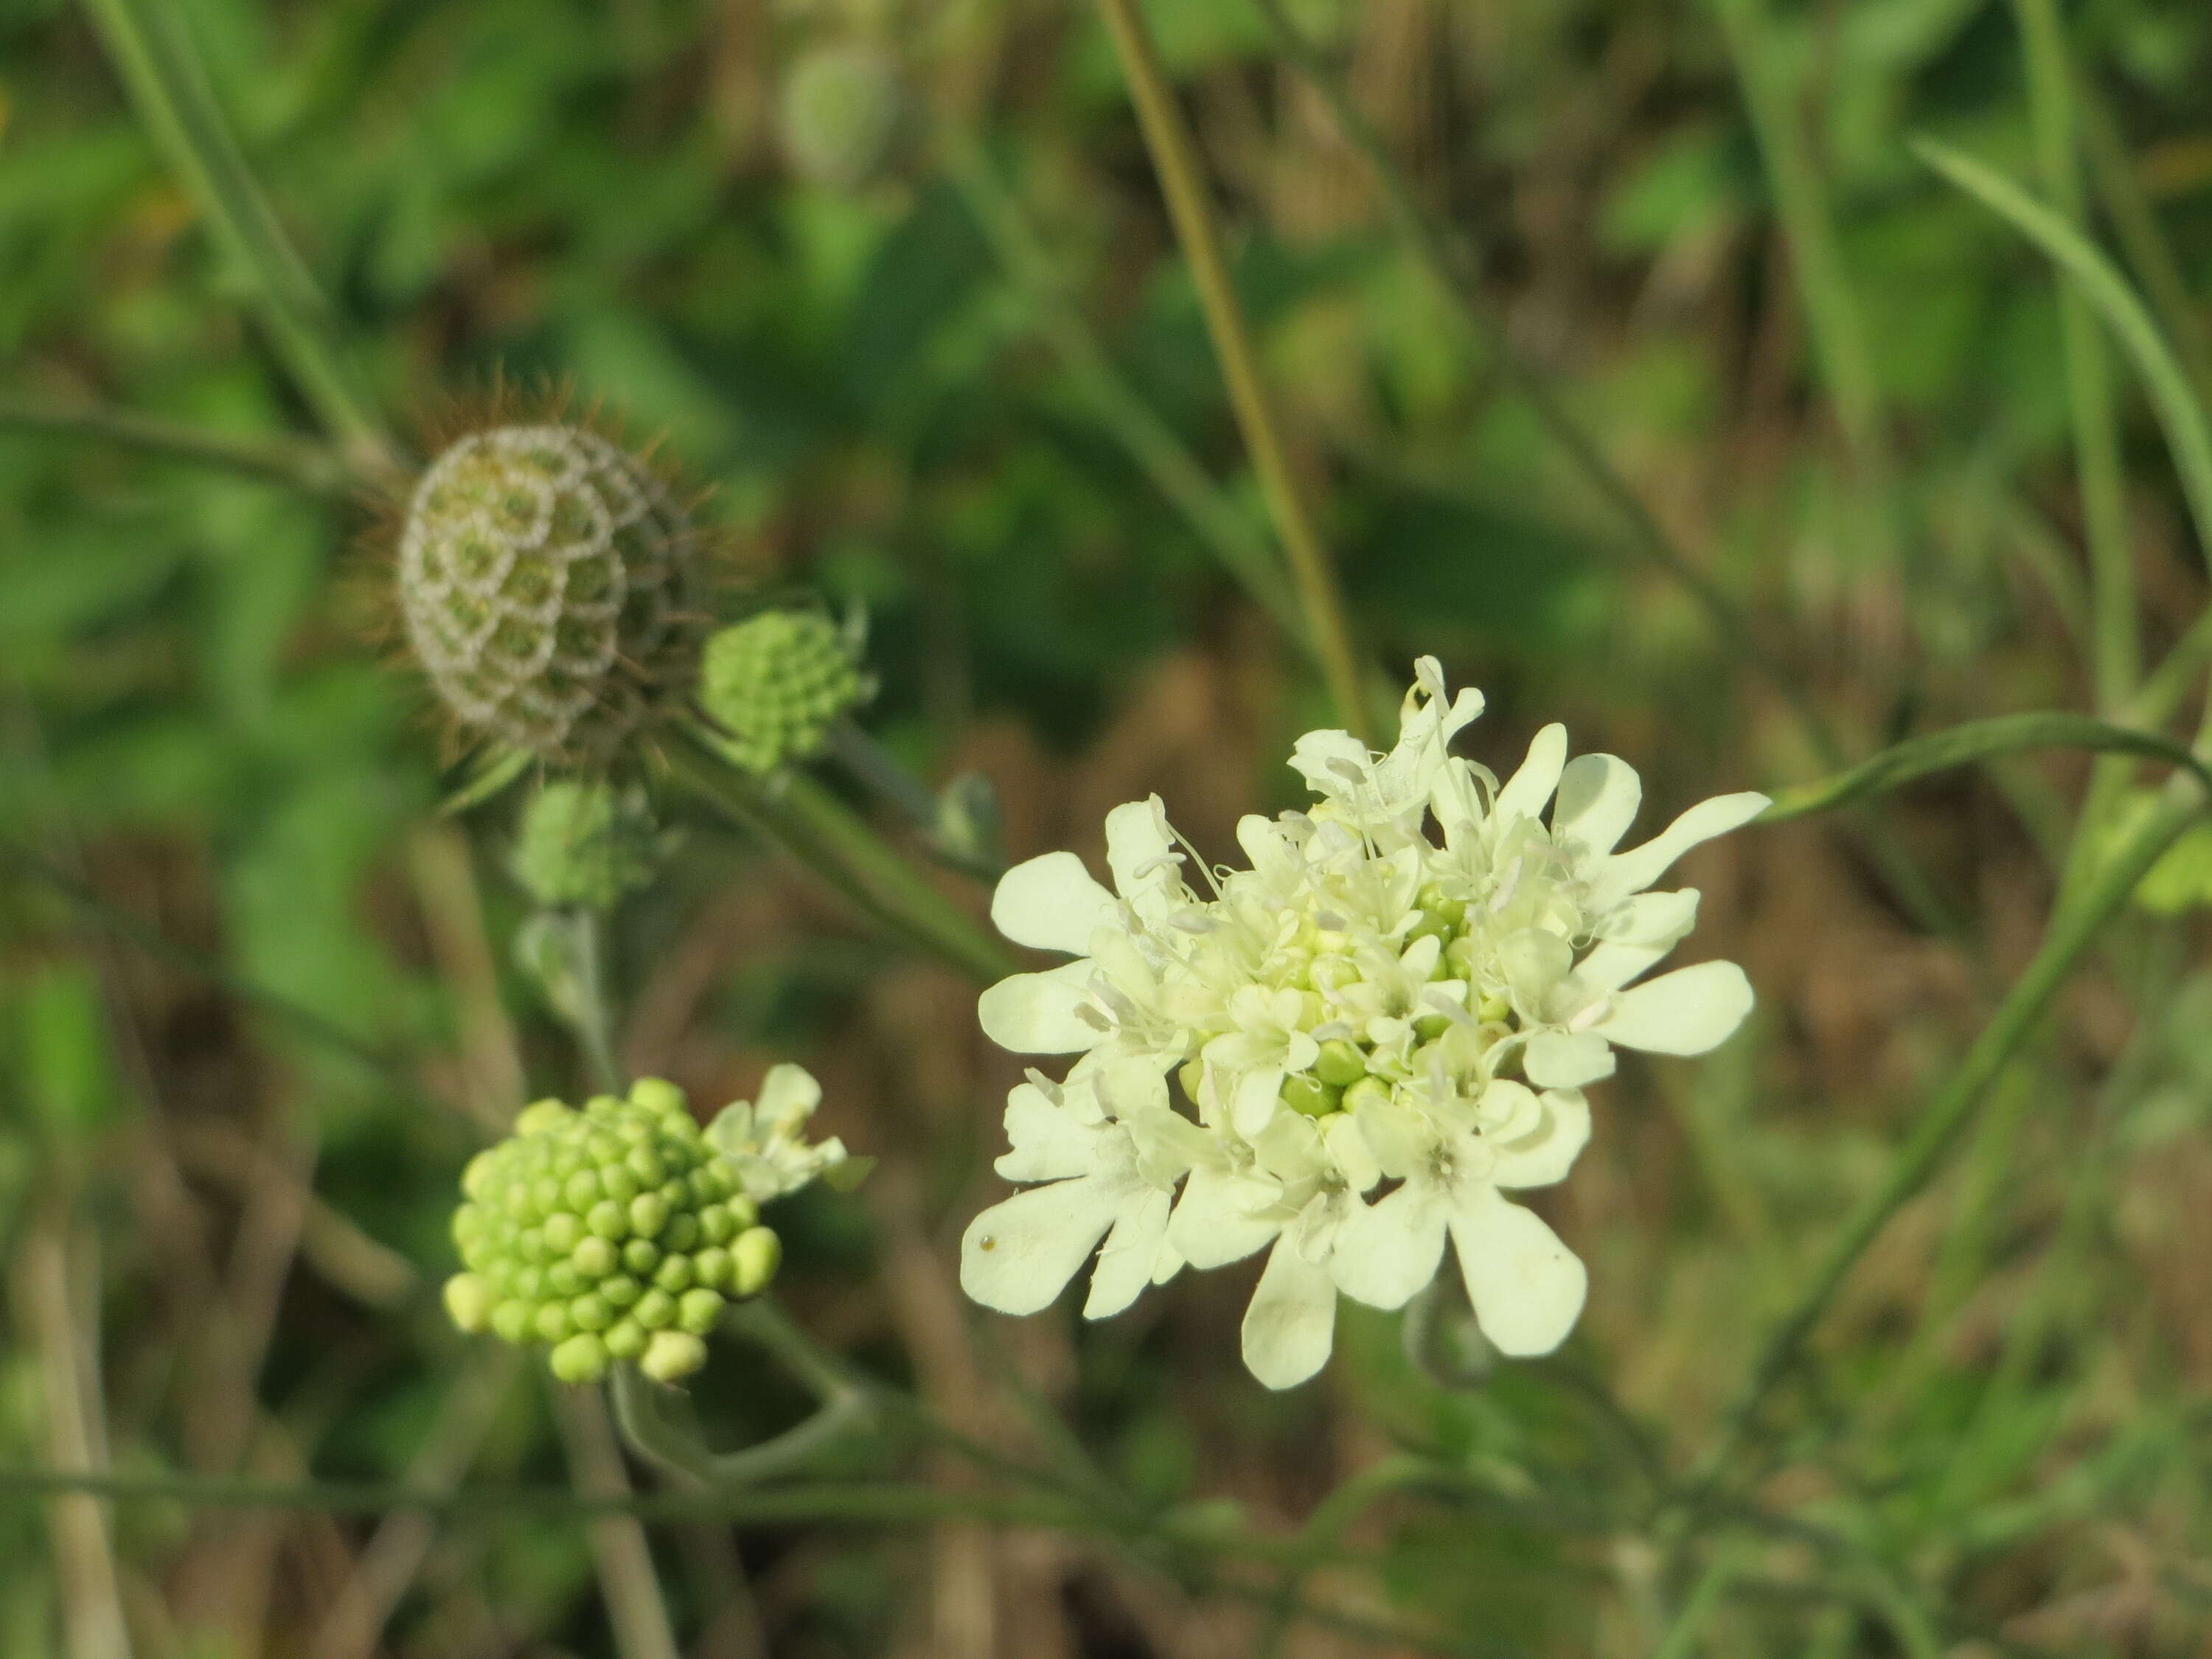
[706, 1063, 865, 1203]
[964, 662, 1765, 1388]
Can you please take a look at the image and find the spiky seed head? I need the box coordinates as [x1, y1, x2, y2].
[398, 425, 703, 764]
[511, 779, 661, 911]
[443, 1079, 779, 1385]
[777, 44, 903, 188]
[699, 611, 867, 776]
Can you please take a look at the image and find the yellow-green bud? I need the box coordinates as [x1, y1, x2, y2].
[550, 1333, 611, 1385]
[678, 1288, 724, 1335]
[444, 1273, 495, 1333]
[732, 1226, 782, 1297]
[640, 1329, 709, 1384]
[1313, 1040, 1368, 1088]
[512, 781, 661, 911]
[699, 611, 868, 775]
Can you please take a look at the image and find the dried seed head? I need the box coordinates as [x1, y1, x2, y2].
[397, 425, 703, 765]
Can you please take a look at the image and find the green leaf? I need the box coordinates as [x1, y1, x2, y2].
[1913, 136, 2212, 574]
[1759, 712, 2212, 823]
[18, 961, 123, 1139]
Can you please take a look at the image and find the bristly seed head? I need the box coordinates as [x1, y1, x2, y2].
[397, 424, 704, 765]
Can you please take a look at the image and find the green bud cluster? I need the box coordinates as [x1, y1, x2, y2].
[397, 425, 703, 763]
[443, 1079, 782, 1385]
[699, 611, 866, 776]
[511, 780, 661, 911]
[776, 43, 903, 189]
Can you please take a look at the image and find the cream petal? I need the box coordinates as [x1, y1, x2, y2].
[977, 960, 1103, 1054]
[752, 1062, 822, 1134]
[1240, 1237, 1340, 1390]
[1319, 1111, 1380, 1192]
[1289, 728, 1373, 801]
[1591, 791, 1768, 907]
[1553, 754, 1642, 858]
[1596, 888, 1702, 948]
[991, 851, 1119, 954]
[1449, 1187, 1587, 1356]
[1332, 1180, 1449, 1310]
[1105, 796, 1183, 921]
[995, 1083, 1106, 1182]
[1498, 927, 1575, 1011]
[1085, 1186, 1172, 1318]
[1495, 725, 1568, 824]
[1523, 1029, 1615, 1088]
[1231, 1065, 1289, 1138]
[1595, 960, 1753, 1054]
[1169, 1164, 1284, 1269]
[1490, 1091, 1592, 1190]
[959, 1179, 1124, 1315]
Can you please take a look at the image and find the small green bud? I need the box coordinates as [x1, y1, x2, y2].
[546, 1262, 585, 1299]
[627, 1147, 667, 1189]
[629, 1078, 686, 1116]
[604, 1318, 647, 1360]
[653, 1254, 695, 1295]
[732, 1227, 782, 1297]
[635, 1289, 677, 1331]
[622, 1238, 661, 1276]
[587, 1199, 629, 1239]
[601, 1273, 641, 1308]
[515, 1099, 571, 1137]
[444, 1273, 495, 1333]
[569, 1293, 613, 1333]
[563, 1170, 602, 1210]
[491, 1300, 535, 1343]
[677, 1288, 724, 1335]
[664, 1213, 701, 1254]
[629, 1193, 669, 1239]
[700, 1206, 736, 1246]
[542, 1211, 583, 1253]
[640, 1329, 709, 1383]
[535, 1302, 573, 1343]
[550, 1333, 611, 1385]
[1342, 1077, 1391, 1116]
[693, 1245, 732, 1289]
[1413, 1013, 1453, 1042]
[1313, 1040, 1368, 1088]
[599, 1165, 641, 1205]
[1281, 1074, 1342, 1119]
[571, 1235, 619, 1280]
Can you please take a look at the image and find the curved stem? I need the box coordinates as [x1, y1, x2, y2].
[1092, 0, 1368, 740]
[611, 1360, 877, 1490]
[1690, 772, 2205, 1489]
[667, 730, 1017, 986]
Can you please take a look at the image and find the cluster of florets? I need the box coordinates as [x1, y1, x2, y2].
[699, 611, 869, 776]
[397, 424, 703, 762]
[963, 660, 1767, 1389]
[445, 1080, 782, 1385]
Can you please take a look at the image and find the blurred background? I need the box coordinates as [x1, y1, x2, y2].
[4, 0, 2212, 1653]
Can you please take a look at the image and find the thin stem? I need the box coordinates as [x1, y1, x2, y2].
[0, 399, 353, 493]
[551, 1385, 684, 1659]
[1091, 0, 1368, 740]
[570, 909, 623, 1096]
[827, 717, 1006, 880]
[944, 136, 1310, 648]
[1691, 772, 2205, 1489]
[2012, 0, 2138, 712]
[77, 0, 394, 472]
[1651, 1546, 1741, 1659]
[667, 731, 1016, 986]
[610, 1357, 875, 1489]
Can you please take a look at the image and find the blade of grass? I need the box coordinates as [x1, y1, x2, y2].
[1091, 0, 1368, 740]
[2011, 0, 2138, 712]
[0, 399, 353, 493]
[76, 0, 394, 471]
[1756, 711, 2212, 822]
[1915, 139, 2212, 577]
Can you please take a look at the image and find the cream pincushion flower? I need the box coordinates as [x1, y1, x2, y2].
[961, 661, 1765, 1388]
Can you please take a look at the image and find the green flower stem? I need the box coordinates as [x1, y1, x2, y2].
[943, 136, 1310, 650]
[1690, 773, 2205, 1492]
[569, 909, 622, 1096]
[77, 0, 394, 473]
[0, 398, 353, 493]
[667, 731, 1017, 986]
[2012, 0, 2138, 712]
[1091, 0, 1370, 742]
[827, 717, 1006, 880]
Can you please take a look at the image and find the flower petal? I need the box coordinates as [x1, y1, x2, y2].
[1449, 1187, 1587, 1356]
[1085, 1186, 1172, 1318]
[1241, 1237, 1339, 1389]
[1590, 791, 1768, 908]
[1552, 754, 1641, 858]
[1490, 1091, 1592, 1190]
[1495, 725, 1568, 824]
[1523, 1030, 1615, 1089]
[753, 1062, 821, 1135]
[960, 1178, 1124, 1315]
[991, 851, 1118, 954]
[1105, 796, 1183, 922]
[995, 1082, 1105, 1183]
[1595, 959, 1753, 1054]
[1332, 1180, 1449, 1310]
[977, 960, 1103, 1054]
[1169, 1164, 1284, 1269]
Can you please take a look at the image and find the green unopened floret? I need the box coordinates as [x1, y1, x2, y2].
[444, 1079, 781, 1384]
[699, 611, 867, 775]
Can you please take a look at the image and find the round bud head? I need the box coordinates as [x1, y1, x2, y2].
[512, 780, 661, 911]
[777, 43, 903, 189]
[397, 424, 703, 763]
[699, 611, 867, 776]
[439, 1080, 755, 1385]
[640, 1329, 709, 1384]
